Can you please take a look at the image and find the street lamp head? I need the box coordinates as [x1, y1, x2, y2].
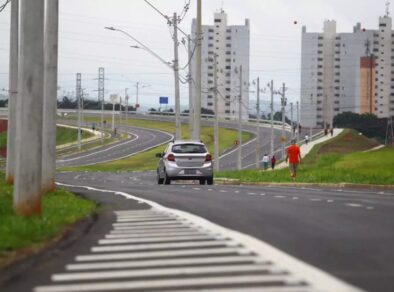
[104, 26, 116, 31]
[130, 45, 141, 49]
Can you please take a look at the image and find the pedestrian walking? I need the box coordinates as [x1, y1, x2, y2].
[330, 128, 334, 136]
[262, 154, 269, 170]
[285, 139, 301, 181]
[271, 155, 276, 170]
[324, 128, 328, 136]
[304, 134, 309, 145]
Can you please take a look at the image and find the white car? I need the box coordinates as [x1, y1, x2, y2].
[156, 140, 214, 185]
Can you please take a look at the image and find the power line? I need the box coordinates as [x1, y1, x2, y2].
[0, 0, 10, 13]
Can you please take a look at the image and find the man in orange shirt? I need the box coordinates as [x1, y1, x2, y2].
[286, 139, 301, 181]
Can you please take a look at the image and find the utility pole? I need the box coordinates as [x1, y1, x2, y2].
[42, 0, 59, 192]
[255, 77, 261, 169]
[6, 0, 19, 185]
[14, 0, 45, 216]
[269, 80, 274, 158]
[125, 88, 129, 122]
[188, 34, 194, 139]
[135, 82, 139, 112]
[98, 67, 105, 142]
[173, 13, 181, 140]
[385, 117, 394, 146]
[213, 54, 219, 172]
[237, 66, 243, 170]
[193, 0, 202, 140]
[111, 96, 116, 133]
[290, 102, 294, 140]
[119, 96, 122, 123]
[296, 101, 300, 142]
[76, 73, 82, 151]
[281, 83, 287, 159]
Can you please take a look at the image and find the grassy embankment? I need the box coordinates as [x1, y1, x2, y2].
[0, 173, 96, 263]
[217, 129, 394, 185]
[0, 126, 94, 149]
[61, 116, 252, 172]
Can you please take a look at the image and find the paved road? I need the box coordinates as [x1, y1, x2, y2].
[57, 126, 173, 168]
[14, 171, 389, 292]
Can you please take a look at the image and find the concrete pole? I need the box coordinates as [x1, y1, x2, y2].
[13, 0, 45, 216]
[281, 83, 286, 159]
[269, 80, 274, 158]
[173, 13, 182, 140]
[112, 101, 115, 132]
[136, 82, 139, 112]
[188, 35, 194, 139]
[290, 102, 294, 139]
[125, 88, 128, 122]
[237, 66, 243, 170]
[255, 77, 260, 169]
[42, 0, 59, 193]
[6, 0, 19, 185]
[76, 73, 81, 151]
[119, 96, 122, 124]
[193, 0, 202, 140]
[296, 101, 300, 142]
[213, 54, 219, 172]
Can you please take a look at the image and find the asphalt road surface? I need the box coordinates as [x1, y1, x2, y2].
[52, 171, 394, 292]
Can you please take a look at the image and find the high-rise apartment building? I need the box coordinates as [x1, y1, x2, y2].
[300, 12, 394, 128]
[190, 11, 250, 120]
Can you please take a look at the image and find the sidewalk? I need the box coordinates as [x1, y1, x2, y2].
[275, 128, 344, 170]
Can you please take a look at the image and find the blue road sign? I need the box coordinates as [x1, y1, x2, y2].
[159, 96, 168, 104]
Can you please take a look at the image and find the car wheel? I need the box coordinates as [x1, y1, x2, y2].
[164, 172, 171, 185]
[207, 177, 214, 185]
[199, 179, 206, 185]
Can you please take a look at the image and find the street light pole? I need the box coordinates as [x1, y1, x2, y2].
[213, 54, 219, 172]
[14, 0, 45, 216]
[193, 0, 202, 140]
[269, 80, 274, 158]
[76, 73, 82, 151]
[255, 77, 261, 169]
[281, 83, 287, 159]
[6, 0, 19, 185]
[237, 66, 243, 171]
[188, 34, 194, 139]
[173, 13, 182, 140]
[125, 88, 129, 121]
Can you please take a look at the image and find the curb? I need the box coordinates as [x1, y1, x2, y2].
[214, 179, 394, 191]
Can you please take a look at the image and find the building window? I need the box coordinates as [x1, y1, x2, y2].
[226, 44, 231, 47]
[208, 29, 214, 32]
[214, 19, 221, 23]
[208, 95, 213, 99]
[226, 88, 231, 91]
[208, 102, 213, 106]
[225, 66, 231, 69]
[226, 29, 231, 32]
[226, 95, 230, 99]
[208, 80, 213, 84]
[209, 36, 213, 40]
[226, 51, 231, 55]
[226, 36, 231, 40]
[380, 23, 387, 27]
[225, 110, 230, 114]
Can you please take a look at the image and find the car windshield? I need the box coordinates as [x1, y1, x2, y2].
[172, 144, 206, 154]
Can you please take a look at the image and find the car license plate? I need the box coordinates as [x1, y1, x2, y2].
[185, 169, 196, 175]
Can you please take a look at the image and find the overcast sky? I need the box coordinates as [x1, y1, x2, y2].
[0, 0, 389, 111]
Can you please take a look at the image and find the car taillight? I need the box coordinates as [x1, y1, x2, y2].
[205, 154, 212, 162]
[167, 154, 175, 161]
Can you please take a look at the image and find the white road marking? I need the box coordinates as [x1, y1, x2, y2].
[91, 240, 236, 253]
[113, 224, 188, 231]
[234, 190, 240, 193]
[105, 231, 204, 239]
[98, 235, 217, 245]
[116, 217, 173, 222]
[260, 193, 266, 196]
[366, 206, 375, 210]
[76, 247, 251, 262]
[327, 200, 334, 203]
[66, 255, 261, 271]
[220, 190, 227, 193]
[292, 197, 299, 200]
[310, 198, 322, 202]
[35, 275, 301, 292]
[109, 227, 198, 235]
[193, 188, 201, 191]
[52, 264, 282, 282]
[345, 203, 363, 208]
[112, 220, 179, 227]
[275, 195, 286, 199]
[247, 192, 256, 195]
[56, 182, 363, 292]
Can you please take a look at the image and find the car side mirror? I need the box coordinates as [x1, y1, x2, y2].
[155, 153, 163, 158]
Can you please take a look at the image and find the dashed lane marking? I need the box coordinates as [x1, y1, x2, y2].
[345, 203, 363, 208]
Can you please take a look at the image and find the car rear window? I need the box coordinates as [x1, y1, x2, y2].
[172, 144, 206, 154]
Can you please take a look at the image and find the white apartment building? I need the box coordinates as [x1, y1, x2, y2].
[301, 13, 394, 128]
[190, 10, 250, 120]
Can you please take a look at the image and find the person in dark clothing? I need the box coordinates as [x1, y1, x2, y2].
[271, 155, 276, 170]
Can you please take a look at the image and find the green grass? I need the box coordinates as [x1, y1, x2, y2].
[0, 132, 6, 148]
[0, 172, 96, 256]
[217, 129, 394, 185]
[56, 126, 94, 146]
[61, 117, 252, 172]
[0, 127, 94, 149]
